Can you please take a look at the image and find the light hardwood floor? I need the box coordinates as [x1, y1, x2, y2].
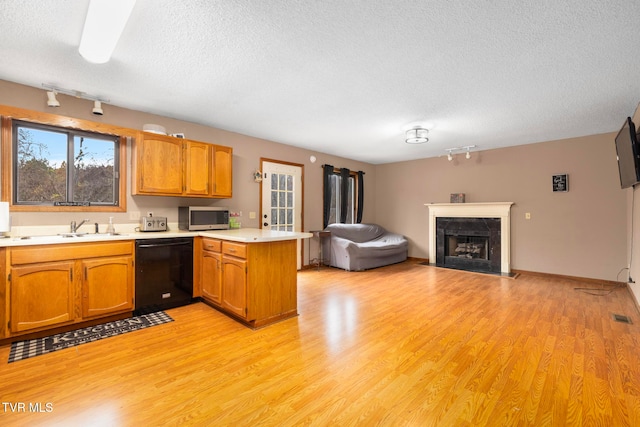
[1, 261, 639, 426]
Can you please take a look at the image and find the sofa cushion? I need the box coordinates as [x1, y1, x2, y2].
[324, 223, 386, 243]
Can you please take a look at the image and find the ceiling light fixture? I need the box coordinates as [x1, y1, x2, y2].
[46, 91, 60, 107]
[444, 145, 478, 161]
[79, 0, 137, 64]
[92, 100, 104, 115]
[445, 149, 455, 161]
[405, 127, 429, 144]
[42, 84, 110, 114]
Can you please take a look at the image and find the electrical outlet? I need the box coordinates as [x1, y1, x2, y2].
[525, 212, 531, 220]
[129, 211, 141, 220]
[249, 212, 256, 219]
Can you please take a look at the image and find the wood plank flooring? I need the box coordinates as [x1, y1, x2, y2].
[1, 261, 639, 426]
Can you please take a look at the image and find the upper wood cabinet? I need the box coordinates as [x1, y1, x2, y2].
[134, 133, 183, 195]
[132, 131, 232, 198]
[212, 145, 233, 198]
[185, 141, 211, 196]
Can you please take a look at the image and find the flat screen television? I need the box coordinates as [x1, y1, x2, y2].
[615, 117, 640, 189]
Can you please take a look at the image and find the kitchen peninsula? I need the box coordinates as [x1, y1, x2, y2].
[195, 228, 312, 328]
[0, 227, 312, 341]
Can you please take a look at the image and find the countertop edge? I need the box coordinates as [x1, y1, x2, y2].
[0, 228, 313, 247]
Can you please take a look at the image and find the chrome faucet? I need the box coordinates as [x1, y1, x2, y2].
[70, 218, 90, 233]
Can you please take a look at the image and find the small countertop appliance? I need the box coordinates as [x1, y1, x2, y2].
[140, 215, 167, 232]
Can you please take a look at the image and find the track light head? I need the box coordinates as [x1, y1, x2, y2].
[46, 91, 60, 107]
[92, 100, 104, 115]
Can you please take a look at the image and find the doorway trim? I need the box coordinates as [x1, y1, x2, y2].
[260, 158, 305, 268]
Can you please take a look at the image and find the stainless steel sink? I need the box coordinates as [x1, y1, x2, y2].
[15, 232, 127, 241]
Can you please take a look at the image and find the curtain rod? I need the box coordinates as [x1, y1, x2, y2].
[321, 164, 365, 174]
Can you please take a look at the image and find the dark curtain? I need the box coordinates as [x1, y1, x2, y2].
[322, 164, 334, 228]
[340, 168, 350, 223]
[356, 171, 364, 223]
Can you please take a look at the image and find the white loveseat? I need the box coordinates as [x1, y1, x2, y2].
[323, 223, 408, 271]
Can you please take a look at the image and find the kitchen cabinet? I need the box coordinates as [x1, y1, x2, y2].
[197, 237, 297, 328]
[133, 131, 232, 198]
[10, 261, 75, 333]
[5, 241, 134, 337]
[199, 238, 222, 305]
[134, 132, 183, 195]
[211, 145, 233, 197]
[82, 256, 134, 319]
[185, 140, 210, 196]
[221, 251, 247, 318]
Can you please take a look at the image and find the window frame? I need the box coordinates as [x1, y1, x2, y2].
[12, 120, 121, 207]
[0, 106, 130, 212]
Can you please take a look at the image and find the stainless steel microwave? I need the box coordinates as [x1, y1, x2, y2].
[178, 206, 229, 231]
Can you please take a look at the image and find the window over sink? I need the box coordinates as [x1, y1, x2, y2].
[0, 107, 128, 212]
[13, 120, 120, 207]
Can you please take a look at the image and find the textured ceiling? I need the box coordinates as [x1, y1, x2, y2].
[1, 0, 640, 164]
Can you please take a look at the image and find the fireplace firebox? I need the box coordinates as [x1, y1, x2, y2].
[436, 217, 501, 273]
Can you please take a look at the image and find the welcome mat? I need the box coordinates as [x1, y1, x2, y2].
[8, 311, 173, 363]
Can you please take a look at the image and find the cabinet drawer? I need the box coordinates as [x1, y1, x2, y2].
[222, 241, 247, 258]
[202, 238, 221, 252]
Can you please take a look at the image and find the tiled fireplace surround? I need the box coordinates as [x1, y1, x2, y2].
[426, 202, 514, 274]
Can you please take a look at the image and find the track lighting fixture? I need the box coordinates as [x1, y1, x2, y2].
[444, 145, 478, 161]
[46, 91, 60, 107]
[42, 84, 110, 115]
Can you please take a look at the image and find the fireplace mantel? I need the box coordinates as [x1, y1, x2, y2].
[425, 202, 514, 273]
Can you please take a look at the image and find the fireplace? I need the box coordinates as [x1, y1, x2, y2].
[426, 202, 513, 274]
[436, 217, 501, 273]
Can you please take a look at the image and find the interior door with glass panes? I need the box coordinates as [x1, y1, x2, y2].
[260, 160, 303, 269]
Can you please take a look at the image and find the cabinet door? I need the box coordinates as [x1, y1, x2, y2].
[82, 256, 133, 318]
[201, 250, 222, 305]
[10, 262, 75, 333]
[212, 145, 232, 198]
[185, 141, 210, 196]
[221, 256, 247, 318]
[137, 133, 183, 194]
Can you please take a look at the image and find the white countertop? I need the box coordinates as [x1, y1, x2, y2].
[200, 229, 312, 243]
[0, 227, 312, 247]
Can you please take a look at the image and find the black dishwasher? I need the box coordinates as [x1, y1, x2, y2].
[134, 237, 194, 315]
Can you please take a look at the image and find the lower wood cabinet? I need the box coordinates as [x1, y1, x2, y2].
[82, 256, 134, 319]
[221, 254, 247, 319]
[10, 261, 75, 333]
[3, 241, 135, 338]
[197, 237, 297, 328]
[201, 246, 222, 305]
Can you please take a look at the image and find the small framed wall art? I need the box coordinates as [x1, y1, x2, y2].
[552, 174, 568, 192]
[450, 193, 465, 203]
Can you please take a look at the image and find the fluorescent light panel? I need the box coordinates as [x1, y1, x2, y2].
[79, 0, 136, 64]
